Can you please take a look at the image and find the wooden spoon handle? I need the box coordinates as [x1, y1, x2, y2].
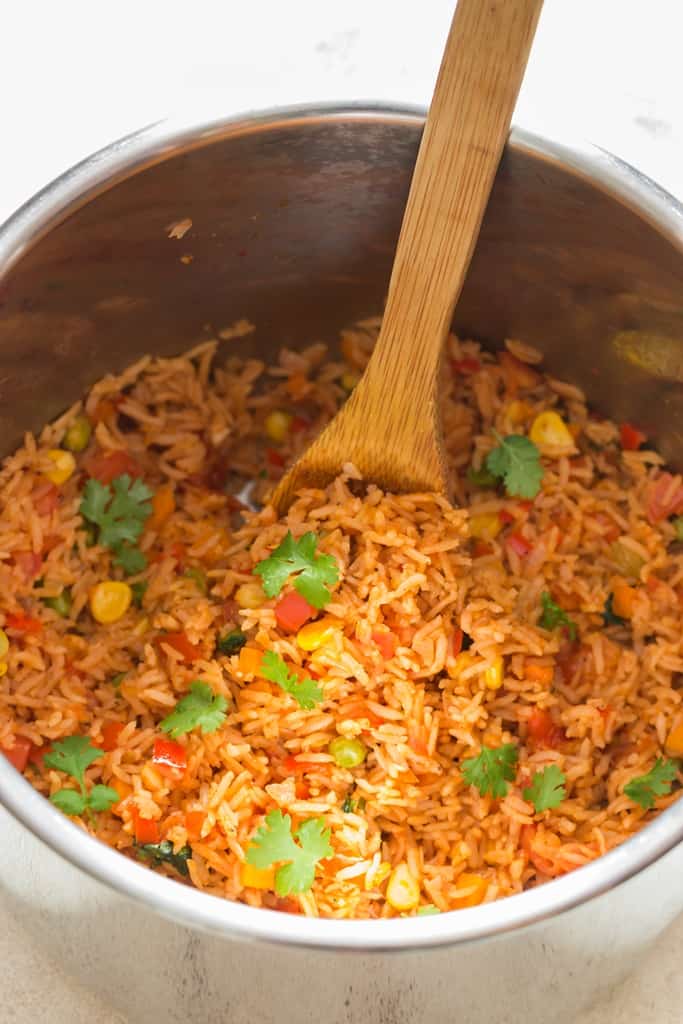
[363, 0, 543, 405]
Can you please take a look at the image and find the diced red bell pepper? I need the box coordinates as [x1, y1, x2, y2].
[274, 592, 316, 633]
[527, 709, 565, 749]
[152, 737, 187, 778]
[498, 509, 515, 526]
[184, 810, 206, 841]
[34, 483, 60, 516]
[289, 416, 310, 434]
[101, 721, 125, 752]
[12, 550, 44, 581]
[451, 357, 481, 374]
[133, 809, 160, 844]
[5, 611, 43, 635]
[266, 448, 286, 468]
[646, 472, 683, 524]
[472, 540, 493, 558]
[272, 896, 301, 914]
[1, 736, 32, 772]
[156, 631, 201, 663]
[451, 628, 464, 657]
[282, 755, 323, 774]
[27, 742, 51, 768]
[620, 423, 646, 451]
[506, 532, 532, 558]
[83, 449, 143, 484]
[372, 628, 397, 660]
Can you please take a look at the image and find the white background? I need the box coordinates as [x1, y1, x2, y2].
[1, 1, 683, 1021]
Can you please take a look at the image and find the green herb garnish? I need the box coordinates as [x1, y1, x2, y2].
[160, 681, 228, 739]
[624, 757, 677, 810]
[216, 629, 247, 655]
[130, 581, 148, 609]
[485, 433, 544, 499]
[137, 839, 192, 877]
[539, 592, 577, 640]
[261, 650, 323, 710]
[461, 743, 518, 799]
[80, 474, 153, 576]
[254, 530, 339, 609]
[523, 764, 567, 812]
[42, 588, 72, 618]
[603, 593, 626, 627]
[44, 736, 118, 821]
[246, 809, 332, 895]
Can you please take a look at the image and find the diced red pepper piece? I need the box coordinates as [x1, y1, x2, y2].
[156, 631, 201, 663]
[152, 737, 187, 777]
[498, 509, 515, 525]
[133, 809, 160, 844]
[646, 472, 683, 524]
[274, 592, 316, 632]
[371, 628, 397, 660]
[5, 611, 43, 635]
[83, 449, 143, 484]
[472, 540, 493, 558]
[289, 416, 310, 434]
[27, 742, 51, 767]
[184, 810, 205, 841]
[266, 448, 286, 468]
[101, 721, 125, 752]
[527, 709, 565, 748]
[506, 532, 532, 558]
[12, 550, 43, 581]
[451, 357, 481, 374]
[1, 736, 32, 772]
[451, 628, 464, 657]
[620, 423, 646, 451]
[34, 483, 60, 516]
[282, 755, 323, 774]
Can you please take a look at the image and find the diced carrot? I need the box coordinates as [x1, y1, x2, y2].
[147, 484, 175, 532]
[152, 737, 187, 778]
[527, 709, 564, 748]
[156, 631, 201, 663]
[5, 611, 43, 635]
[524, 661, 555, 684]
[1, 736, 32, 772]
[620, 423, 646, 451]
[452, 872, 487, 909]
[133, 810, 160, 844]
[275, 592, 316, 633]
[185, 810, 206, 841]
[238, 646, 265, 678]
[12, 550, 43, 580]
[372, 628, 397, 660]
[101, 721, 125, 751]
[612, 582, 636, 619]
[83, 449, 143, 484]
[295, 780, 310, 799]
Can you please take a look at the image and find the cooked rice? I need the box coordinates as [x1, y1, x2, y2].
[1, 324, 682, 918]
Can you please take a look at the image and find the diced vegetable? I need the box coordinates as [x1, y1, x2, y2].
[296, 617, 339, 652]
[43, 588, 72, 618]
[386, 863, 420, 911]
[89, 581, 132, 624]
[461, 743, 518, 798]
[372, 628, 397, 660]
[665, 722, 683, 758]
[238, 646, 264, 678]
[624, 758, 677, 810]
[62, 416, 92, 453]
[486, 433, 543, 499]
[235, 581, 266, 609]
[538, 592, 577, 640]
[156, 631, 201, 663]
[241, 856, 276, 890]
[527, 709, 564, 748]
[160, 681, 228, 739]
[523, 765, 566, 812]
[672, 517, 683, 541]
[529, 411, 573, 448]
[265, 410, 293, 443]
[133, 810, 160, 845]
[246, 809, 333, 896]
[216, 629, 247, 655]
[84, 449, 143, 484]
[275, 591, 316, 632]
[483, 656, 504, 690]
[261, 650, 323, 710]
[524, 661, 555, 685]
[603, 593, 626, 627]
[254, 531, 339, 609]
[609, 541, 645, 579]
[340, 372, 359, 393]
[506, 532, 532, 558]
[469, 513, 502, 540]
[1, 736, 32, 772]
[611, 582, 636, 620]
[466, 465, 498, 489]
[5, 611, 42, 634]
[184, 810, 206, 841]
[101, 721, 125, 751]
[147, 484, 175, 532]
[152, 736, 188, 777]
[452, 873, 487, 909]
[137, 839, 192, 876]
[619, 423, 646, 451]
[130, 581, 148, 608]
[328, 736, 367, 768]
[416, 904, 441, 916]
[45, 449, 76, 486]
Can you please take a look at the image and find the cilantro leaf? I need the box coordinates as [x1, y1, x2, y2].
[254, 531, 339, 609]
[624, 757, 678, 810]
[80, 474, 153, 576]
[216, 629, 247, 655]
[246, 809, 333, 895]
[160, 681, 228, 739]
[130, 581, 148, 608]
[87, 784, 120, 812]
[461, 743, 518, 798]
[261, 650, 323, 709]
[523, 764, 566, 812]
[485, 434, 543, 498]
[50, 789, 87, 815]
[137, 839, 192, 877]
[44, 735, 104, 788]
[539, 592, 577, 640]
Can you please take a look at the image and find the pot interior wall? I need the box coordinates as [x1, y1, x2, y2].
[1, 114, 683, 462]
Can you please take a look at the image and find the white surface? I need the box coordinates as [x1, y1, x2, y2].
[2, 1, 683, 1021]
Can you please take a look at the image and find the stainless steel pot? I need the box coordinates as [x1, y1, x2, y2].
[1, 104, 683, 1024]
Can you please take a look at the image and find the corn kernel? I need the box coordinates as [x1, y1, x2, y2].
[665, 722, 683, 757]
[0, 663, 7, 678]
[469, 513, 503, 540]
[366, 861, 391, 889]
[0, 629, 9, 659]
[62, 415, 92, 453]
[386, 863, 421, 911]
[45, 449, 76, 485]
[89, 581, 132, 624]
[447, 651, 475, 680]
[241, 856, 275, 890]
[340, 372, 359, 393]
[296, 617, 340, 652]
[235, 582, 265, 609]
[529, 411, 573, 448]
[140, 761, 165, 792]
[484, 656, 504, 690]
[452, 872, 487, 908]
[264, 410, 293, 443]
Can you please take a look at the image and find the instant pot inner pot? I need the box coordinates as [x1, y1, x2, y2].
[1, 115, 683, 463]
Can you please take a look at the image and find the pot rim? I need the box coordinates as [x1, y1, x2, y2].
[1, 102, 683, 952]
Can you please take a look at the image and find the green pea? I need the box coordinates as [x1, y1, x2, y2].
[328, 736, 367, 769]
[42, 589, 72, 618]
[673, 516, 683, 542]
[63, 416, 92, 453]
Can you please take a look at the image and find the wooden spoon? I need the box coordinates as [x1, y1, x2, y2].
[272, 0, 543, 513]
